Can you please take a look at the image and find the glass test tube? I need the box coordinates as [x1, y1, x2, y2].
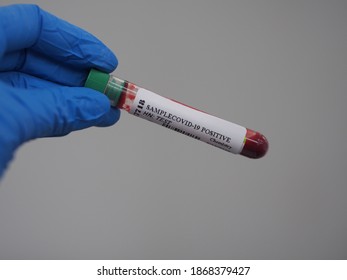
[85, 69, 268, 159]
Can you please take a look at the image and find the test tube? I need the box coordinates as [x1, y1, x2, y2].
[85, 69, 268, 159]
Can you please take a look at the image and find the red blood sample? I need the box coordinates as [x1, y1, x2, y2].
[117, 82, 137, 112]
[240, 129, 269, 159]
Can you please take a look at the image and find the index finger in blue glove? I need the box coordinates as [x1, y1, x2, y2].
[0, 73, 120, 141]
[0, 4, 117, 84]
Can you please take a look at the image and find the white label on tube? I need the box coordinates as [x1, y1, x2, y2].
[129, 88, 247, 154]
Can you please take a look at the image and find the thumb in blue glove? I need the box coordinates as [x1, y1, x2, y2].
[0, 4, 120, 178]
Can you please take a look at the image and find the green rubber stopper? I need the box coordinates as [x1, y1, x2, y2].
[84, 69, 122, 106]
[85, 69, 109, 93]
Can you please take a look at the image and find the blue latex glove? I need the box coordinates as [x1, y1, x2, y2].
[0, 4, 120, 178]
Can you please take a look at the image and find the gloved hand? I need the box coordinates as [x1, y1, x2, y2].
[0, 4, 120, 177]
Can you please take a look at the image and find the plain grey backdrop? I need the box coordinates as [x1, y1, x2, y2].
[0, 0, 346, 259]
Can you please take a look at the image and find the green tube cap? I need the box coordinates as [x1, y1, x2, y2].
[85, 69, 109, 93]
[85, 69, 122, 106]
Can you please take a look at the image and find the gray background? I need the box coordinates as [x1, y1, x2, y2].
[0, 0, 346, 259]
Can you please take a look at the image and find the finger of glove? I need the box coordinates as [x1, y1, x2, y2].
[0, 70, 58, 89]
[0, 80, 120, 143]
[1, 51, 90, 86]
[46, 88, 120, 134]
[0, 72, 120, 128]
[0, 4, 117, 76]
